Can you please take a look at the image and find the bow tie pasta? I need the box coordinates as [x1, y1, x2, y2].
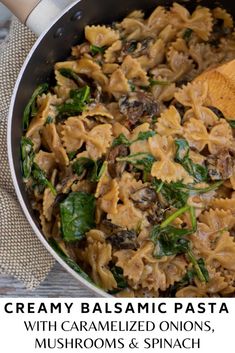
[21, 2, 235, 297]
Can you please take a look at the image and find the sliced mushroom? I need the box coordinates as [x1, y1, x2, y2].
[207, 150, 234, 180]
[107, 144, 129, 178]
[209, 19, 232, 47]
[147, 201, 166, 224]
[130, 187, 157, 210]
[119, 92, 159, 128]
[99, 220, 121, 234]
[122, 38, 152, 57]
[108, 230, 138, 250]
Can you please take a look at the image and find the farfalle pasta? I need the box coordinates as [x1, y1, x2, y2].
[21, 2, 235, 297]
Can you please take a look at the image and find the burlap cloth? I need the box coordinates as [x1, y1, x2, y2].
[0, 18, 55, 289]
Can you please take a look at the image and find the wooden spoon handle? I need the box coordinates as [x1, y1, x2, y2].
[195, 59, 235, 118]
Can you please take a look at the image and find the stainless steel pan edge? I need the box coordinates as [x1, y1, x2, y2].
[6, 0, 233, 296]
[7, 0, 109, 297]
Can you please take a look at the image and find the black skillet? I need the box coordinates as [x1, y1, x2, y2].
[3, 0, 233, 295]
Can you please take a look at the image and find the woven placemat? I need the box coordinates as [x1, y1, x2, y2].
[0, 18, 55, 289]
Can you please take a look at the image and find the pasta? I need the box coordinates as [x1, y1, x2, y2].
[21, 2, 235, 297]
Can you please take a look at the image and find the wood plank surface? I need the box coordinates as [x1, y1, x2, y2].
[0, 262, 99, 297]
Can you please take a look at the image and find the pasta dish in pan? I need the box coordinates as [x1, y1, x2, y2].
[21, 2, 235, 297]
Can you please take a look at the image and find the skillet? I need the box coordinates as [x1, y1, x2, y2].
[3, 0, 235, 296]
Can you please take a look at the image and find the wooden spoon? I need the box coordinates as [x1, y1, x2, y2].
[195, 59, 235, 119]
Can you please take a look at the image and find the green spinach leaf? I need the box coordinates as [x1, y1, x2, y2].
[229, 120, 235, 128]
[89, 160, 106, 182]
[149, 78, 170, 86]
[167, 257, 209, 296]
[153, 179, 189, 208]
[44, 116, 53, 125]
[49, 239, 94, 284]
[21, 137, 35, 180]
[126, 41, 138, 53]
[72, 158, 106, 182]
[57, 86, 90, 117]
[151, 224, 191, 257]
[132, 130, 156, 143]
[175, 139, 208, 182]
[129, 81, 136, 92]
[167, 268, 196, 296]
[150, 205, 196, 258]
[183, 28, 193, 41]
[60, 191, 95, 242]
[112, 131, 156, 148]
[72, 157, 95, 177]
[117, 153, 155, 173]
[153, 179, 222, 208]
[59, 68, 85, 86]
[90, 45, 106, 55]
[196, 258, 209, 282]
[187, 251, 209, 283]
[111, 266, 127, 289]
[32, 163, 57, 195]
[67, 150, 78, 161]
[112, 133, 131, 147]
[23, 83, 49, 130]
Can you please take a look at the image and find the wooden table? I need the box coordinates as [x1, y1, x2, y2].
[0, 262, 99, 297]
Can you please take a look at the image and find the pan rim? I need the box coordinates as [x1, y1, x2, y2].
[7, 0, 110, 298]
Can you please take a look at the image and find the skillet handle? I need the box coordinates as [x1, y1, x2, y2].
[1, 0, 41, 24]
[1, 0, 76, 36]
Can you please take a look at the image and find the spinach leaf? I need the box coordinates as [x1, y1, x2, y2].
[57, 86, 90, 117]
[72, 157, 94, 176]
[175, 139, 208, 182]
[153, 179, 222, 208]
[153, 179, 189, 208]
[132, 130, 156, 143]
[183, 28, 193, 41]
[112, 131, 156, 148]
[149, 78, 170, 86]
[151, 204, 208, 283]
[72, 158, 106, 182]
[152, 115, 158, 124]
[117, 153, 155, 173]
[167, 257, 209, 296]
[23, 83, 49, 130]
[90, 45, 106, 55]
[167, 268, 196, 296]
[187, 251, 209, 283]
[44, 116, 53, 125]
[31, 100, 38, 117]
[150, 205, 196, 258]
[112, 133, 130, 147]
[182, 180, 223, 194]
[126, 41, 138, 53]
[60, 191, 95, 242]
[49, 239, 94, 285]
[111, 266, 127, 289]
[67, 150, 78, 161]
[151, 225, 191, 258]
[129, 81, 136, 92]
[21, 137, 35, 180]
[229, 120, 235, 128]
[89, 160, 106, 182]
[59, 68, 85, 86]
[196, 258, 209, 282]
[32, 163, 57, 196]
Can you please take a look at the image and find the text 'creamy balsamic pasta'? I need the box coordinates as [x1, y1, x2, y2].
[21, 2, 235, 297]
